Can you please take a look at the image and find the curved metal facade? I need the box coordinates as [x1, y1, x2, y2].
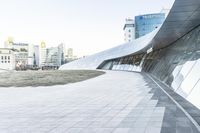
[59, 28, 160, 70]
[59, 0, 200, 112]
[60, 0, 200, 70]
[152, 0, 200, 50]
[101, 25, 200, 110]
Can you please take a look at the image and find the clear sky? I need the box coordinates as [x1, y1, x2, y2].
[0, 0, 174, 57]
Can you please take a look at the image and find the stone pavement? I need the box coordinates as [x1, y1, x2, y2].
[0, 71, 199, 133]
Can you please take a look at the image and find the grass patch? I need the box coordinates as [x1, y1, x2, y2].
[0, 70, 105, 87]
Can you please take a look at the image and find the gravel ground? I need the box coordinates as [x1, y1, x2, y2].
[0, 70, 105, 87]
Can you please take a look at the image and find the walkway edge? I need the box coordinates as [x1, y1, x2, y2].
[146, 74, 200, 132]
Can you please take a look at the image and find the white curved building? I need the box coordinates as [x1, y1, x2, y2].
[60, 0, 200, 71]
[60, 0, 200, 114]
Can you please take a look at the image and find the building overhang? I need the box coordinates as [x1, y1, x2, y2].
[152, 0, 200, 50]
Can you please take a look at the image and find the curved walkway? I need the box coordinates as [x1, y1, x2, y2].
[0, 71, 198, 133]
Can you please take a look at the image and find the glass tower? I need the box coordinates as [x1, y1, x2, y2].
[135, 13, 165, 39]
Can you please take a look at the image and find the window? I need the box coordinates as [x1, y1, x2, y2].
[8, 61, 10, 63]
[5, 56, 7, 60]
[128, 35, 131, 38]
[8, 56, 10, 60]
[128, 29, 131, 32]
[1, 56, 3, 60]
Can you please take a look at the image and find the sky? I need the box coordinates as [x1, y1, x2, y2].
[0, 0, 174, 57]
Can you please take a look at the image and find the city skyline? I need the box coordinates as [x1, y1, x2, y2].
[0, 0, 174, 57]
[0, 0, 200, 132]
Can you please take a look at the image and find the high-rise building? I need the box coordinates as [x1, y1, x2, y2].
[67, 48, 73, 58]
[65, 48, 78, 63]
[39, 43, 65, 69]
[135, 13, 165, 38]
[123, 13, 166, 42]
[123, 18, 135, 42]
[58, 43, 65, 65]
[33, 45, 39, 67]
[39, 41, 47, 67]
[28, 44, 34, 67]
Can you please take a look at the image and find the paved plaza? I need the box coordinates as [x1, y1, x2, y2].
[0, 71, 199, 133]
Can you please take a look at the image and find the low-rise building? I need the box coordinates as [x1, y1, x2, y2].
[4, 39, 35, 70]
[123, 18, 135, 42]
[0, 48, 15, 70]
